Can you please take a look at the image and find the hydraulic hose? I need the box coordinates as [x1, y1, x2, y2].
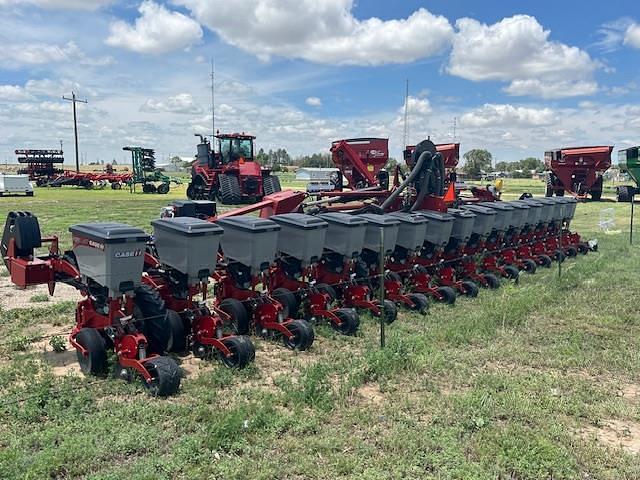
[380, 150, 432, 211]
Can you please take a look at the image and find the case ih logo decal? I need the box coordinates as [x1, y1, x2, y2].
[115, 249, 142, 258]
[73, 237, 105, 251]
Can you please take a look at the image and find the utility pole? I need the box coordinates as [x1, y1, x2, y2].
[210, 58, 215, 146]
[402, 79, 409, 148]
[62, 91, 87, 172]
[452, 117, 457, 142]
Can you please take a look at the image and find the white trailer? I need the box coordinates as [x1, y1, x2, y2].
[0, 174, 34, 196]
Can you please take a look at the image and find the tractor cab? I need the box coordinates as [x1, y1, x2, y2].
[217, 133, 255, 165]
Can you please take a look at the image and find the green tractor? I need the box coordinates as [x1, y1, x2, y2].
[617, 146, 640, 202]
[123, 146, 181, 194]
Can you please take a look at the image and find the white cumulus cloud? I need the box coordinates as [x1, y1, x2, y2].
[460, 104, 555, 128]
[448, 15, 599, 99]
[106, 1, 202, 55]
[172, 0, 453, 65]
[141, 93, 203, 114]
[625, 23, 640, 48]
[0, 85, 35, 101]
[305, 96, 322, 107]
[0, 0, 111, 9]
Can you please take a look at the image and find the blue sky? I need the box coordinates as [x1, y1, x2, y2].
[0, 0, 638, 165]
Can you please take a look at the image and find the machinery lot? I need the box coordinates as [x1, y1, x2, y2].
[1, 179, 639, 479]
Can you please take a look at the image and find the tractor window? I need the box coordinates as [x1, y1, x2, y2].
[218, 138, 253, 164]
[619, 150, 628, 163]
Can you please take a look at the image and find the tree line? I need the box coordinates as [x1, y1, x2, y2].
[461, 149, 544, 179]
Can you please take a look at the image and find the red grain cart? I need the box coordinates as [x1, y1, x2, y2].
[544, 146, 613, 200]
[330, 138, 390, 190]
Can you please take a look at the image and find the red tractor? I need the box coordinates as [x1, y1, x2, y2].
[544, 146, 613, 200]
[186, 133, 281, 204]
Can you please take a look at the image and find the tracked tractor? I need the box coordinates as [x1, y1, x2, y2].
[186, 133, 281, 204]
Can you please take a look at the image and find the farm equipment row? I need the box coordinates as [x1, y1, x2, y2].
[1, 139, 594, 397]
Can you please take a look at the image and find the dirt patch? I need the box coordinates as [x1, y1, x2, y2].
[357, 383, 385, 405]
[618, 384, 640, 401]
[580, 419, 640, 455]
[29, 328, 81, 377]
[0, 272, 80, 310]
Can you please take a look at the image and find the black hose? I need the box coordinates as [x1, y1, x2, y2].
[380, 150, 432, 211]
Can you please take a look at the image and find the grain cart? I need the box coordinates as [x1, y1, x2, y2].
[186, 133, 281, 204]
[330, 138, 390, 191]
[0, 212, 181, 396]
[616, 146, 640, 202]
[213, 216, 315, 350]
[357, 214, 428, 313]
[143, 217, 255, 367]
[544, 146, 613, 200]
[269, 213, 360, 335]
[315, 212, 398, 323]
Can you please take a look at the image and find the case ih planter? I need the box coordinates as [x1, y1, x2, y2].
[143, 217, 255, 368]
[213, 216, 315, 350]
[269, 213, 360, 335]
[187, 133, 281, 204]
[1, 212, 181, 396]
[544, 146, 613, 200]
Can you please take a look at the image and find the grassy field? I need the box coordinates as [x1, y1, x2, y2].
[1, 178, 639, 479]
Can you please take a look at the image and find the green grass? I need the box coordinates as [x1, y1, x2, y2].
[0, 178, 639, 478]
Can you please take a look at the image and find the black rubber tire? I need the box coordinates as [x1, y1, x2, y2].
[218, 174, 241, 204]
[461, 280, 479, 297]
[436, 286, 457, 305]
[262, 175, 282, 196]
[381, 299, 398, 324]
[272, 287, 298, 318]
[157, 183, 170, 194]
[220, 336, 253, 369]
[503, 265, 520, 280]
[134, 284, 170, 354]
[482, 273, 500, 289]
[538, 255, 553, 268]
[590, 177, 603, 201]
[617, 186, 631, 203]
[566, 246, 578, 257]
[142, 183, 157, 194]
[331, 308, 360, 335]
[578, 244, 589, 255]
[315, 283, 337, 302]
[555, 250, 566, 263]
[75, 328, 108, 376]
[385, 271, 402, 283]
[166, 309, 186, 353]
[522, 259, 537, 274]
[237, 335, 256, 362]
[556, 189, 564, 197]
[284, 319, 315, 351]
[219, 298, 250, 335]
[142, 356, 181, 397]
[407, 293, 429, 313]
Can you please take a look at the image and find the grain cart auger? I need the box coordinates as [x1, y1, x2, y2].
[213, 216, 315, 350]
[544, 146, 612, 200]
[186, 133, 281, 204]
[617, 146, 640, 202]
[269, 213, 360, 335]
[1, 212, 181, 396]
[143, 217, 255, 368]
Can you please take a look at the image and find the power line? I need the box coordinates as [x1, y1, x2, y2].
[62, 91, 88, 173]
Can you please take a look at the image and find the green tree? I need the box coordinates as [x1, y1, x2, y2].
[462, 149, 493, 179]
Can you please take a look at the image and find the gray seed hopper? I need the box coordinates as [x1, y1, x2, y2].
[69, 223, 148, 297]
[358, 214, 401, 255]
[271, 213, 328, 266]
[151, 217, 223, 284]
[216, 216, 280, 274]
[318, 212, 368, 258]
[387, 212, 429, 252]
[415, 210, 455, 247]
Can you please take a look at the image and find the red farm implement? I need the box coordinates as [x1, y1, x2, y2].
[15, 149, 64, 186]
[544, 146, 613, 200]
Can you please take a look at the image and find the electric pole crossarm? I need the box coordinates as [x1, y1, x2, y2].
[62, 91, 88, 173]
